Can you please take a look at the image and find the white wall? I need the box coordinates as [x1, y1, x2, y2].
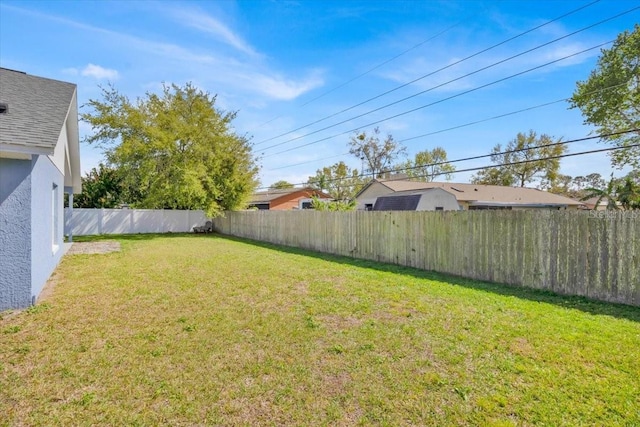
[65, 208, 208, 236]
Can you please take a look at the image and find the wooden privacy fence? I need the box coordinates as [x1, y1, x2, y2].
[65, 208, 208, 236]
[213, 210, 640, 306]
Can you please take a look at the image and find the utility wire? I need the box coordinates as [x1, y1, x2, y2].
[270, 152, 350, 171]
[248, 22, 461, 132]
[253, 0, 603, 146]
[267, 80, 630, 171]
[256, 129, 639, 190]
[259, 6, 638, 154]
[388, 143, 640, 184]
[259, 143, 639, 191]
[262, 40, 614, 159]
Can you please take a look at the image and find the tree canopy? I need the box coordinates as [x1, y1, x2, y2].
[82, 83, 258, 217]
[471, 131, 566, 188]
[269, 180, 294, 190]
[394, 147, 455, 182]
[307, 161, 366, 201]
[348, 127, 406, 178]
[68, 164, 124, 208]
[570, 24, 640, 169]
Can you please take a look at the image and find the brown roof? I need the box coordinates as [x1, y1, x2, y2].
[249, 187, 332, 204]
[364, 179, 583, 207]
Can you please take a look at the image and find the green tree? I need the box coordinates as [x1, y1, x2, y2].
[307, 161, 366, 201]
[310, 196, 357, 211]
[570, 24, 640, 169]
[82, 83, 258, 216]
[580, 174, 620, 210]
[348, 127, 406, 178]
[269, 180, 294, 189]
[616, 176, 640, 210]
[549, 173, 606, 199]
[471, 131, 566, 188]
[68, 164, 124, 208]
[395, 147, 455, 182]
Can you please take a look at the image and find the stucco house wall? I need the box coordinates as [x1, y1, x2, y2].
[0, 158, 32, 309]
[30, 155, 65, 300]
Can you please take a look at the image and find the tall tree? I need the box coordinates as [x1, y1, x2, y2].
[69, 164, 124, 208]
[471, 131, 566, 188]
[269, 180, 294, 189]
[569, 24, 640, 169]
[82, 83, 258, 216]
[307, 161, 366, 201]
[394, 147, 455, 182]
[348, 127, 406, 178]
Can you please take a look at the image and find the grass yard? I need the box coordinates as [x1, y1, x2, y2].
[1, 234, 639, 426]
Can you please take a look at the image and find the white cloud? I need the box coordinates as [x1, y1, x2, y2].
[170, 7, 258, 56]
[241, 70, 325, 101]
[81, 63, 119, 80]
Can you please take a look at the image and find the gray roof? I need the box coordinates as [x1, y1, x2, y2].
[359, 178, 584, 207]
[0, 67, 77, 152]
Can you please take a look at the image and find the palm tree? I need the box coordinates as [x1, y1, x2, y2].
[580, 174, 620, 210]
[616, 177, 640, 210]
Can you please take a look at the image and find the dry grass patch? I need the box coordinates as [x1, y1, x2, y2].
[1, 234, 639, 426]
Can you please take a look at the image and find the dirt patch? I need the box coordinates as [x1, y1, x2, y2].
[66, 241, 121, 255]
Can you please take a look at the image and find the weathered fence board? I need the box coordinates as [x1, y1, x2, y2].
[213, 210, 640, 306]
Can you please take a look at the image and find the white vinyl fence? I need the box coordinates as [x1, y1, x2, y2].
[64, 208, 208, 236]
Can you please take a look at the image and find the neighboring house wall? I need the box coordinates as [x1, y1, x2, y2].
[356, 182, 392, 210]
[416, 188, 460, 211]
[30, 155, 65, 300]
[271, 193, 312, 210]
[0, 158, 32, 310]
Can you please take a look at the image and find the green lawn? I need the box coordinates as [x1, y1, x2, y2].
[1, 234, 639, 426]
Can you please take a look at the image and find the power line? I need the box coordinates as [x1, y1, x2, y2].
[253, 0, 602, 146]
[387, 143, 640, 184]
[256, 129, 639, 190]
[248, 22, 461, 133]
[267, 80, 631, 171]
[258, 5, 638, 154]
[262, 40, 614, 159]
[270, 152, 350, 171]
[399, 81, 631, 143]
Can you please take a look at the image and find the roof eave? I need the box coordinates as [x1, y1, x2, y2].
[0, 142, 54, 156]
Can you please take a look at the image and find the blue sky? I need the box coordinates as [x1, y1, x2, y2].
[1, 0, 637, 188]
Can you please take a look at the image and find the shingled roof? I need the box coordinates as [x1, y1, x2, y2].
[359, 178, 583, 207]
[0, 67, 77, 154]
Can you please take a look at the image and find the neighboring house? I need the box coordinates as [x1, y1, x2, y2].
[580, 196, 617, 211]
[357, 178, 584, 211]
[247, 187, 332, 210]
[0, 68, 81, 311]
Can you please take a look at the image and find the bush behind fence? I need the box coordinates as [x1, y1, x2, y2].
[213, 210, 640, 306]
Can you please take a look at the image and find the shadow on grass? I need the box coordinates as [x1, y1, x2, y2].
[71, 232, 202, 243]
[218, 234, 640, 323]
